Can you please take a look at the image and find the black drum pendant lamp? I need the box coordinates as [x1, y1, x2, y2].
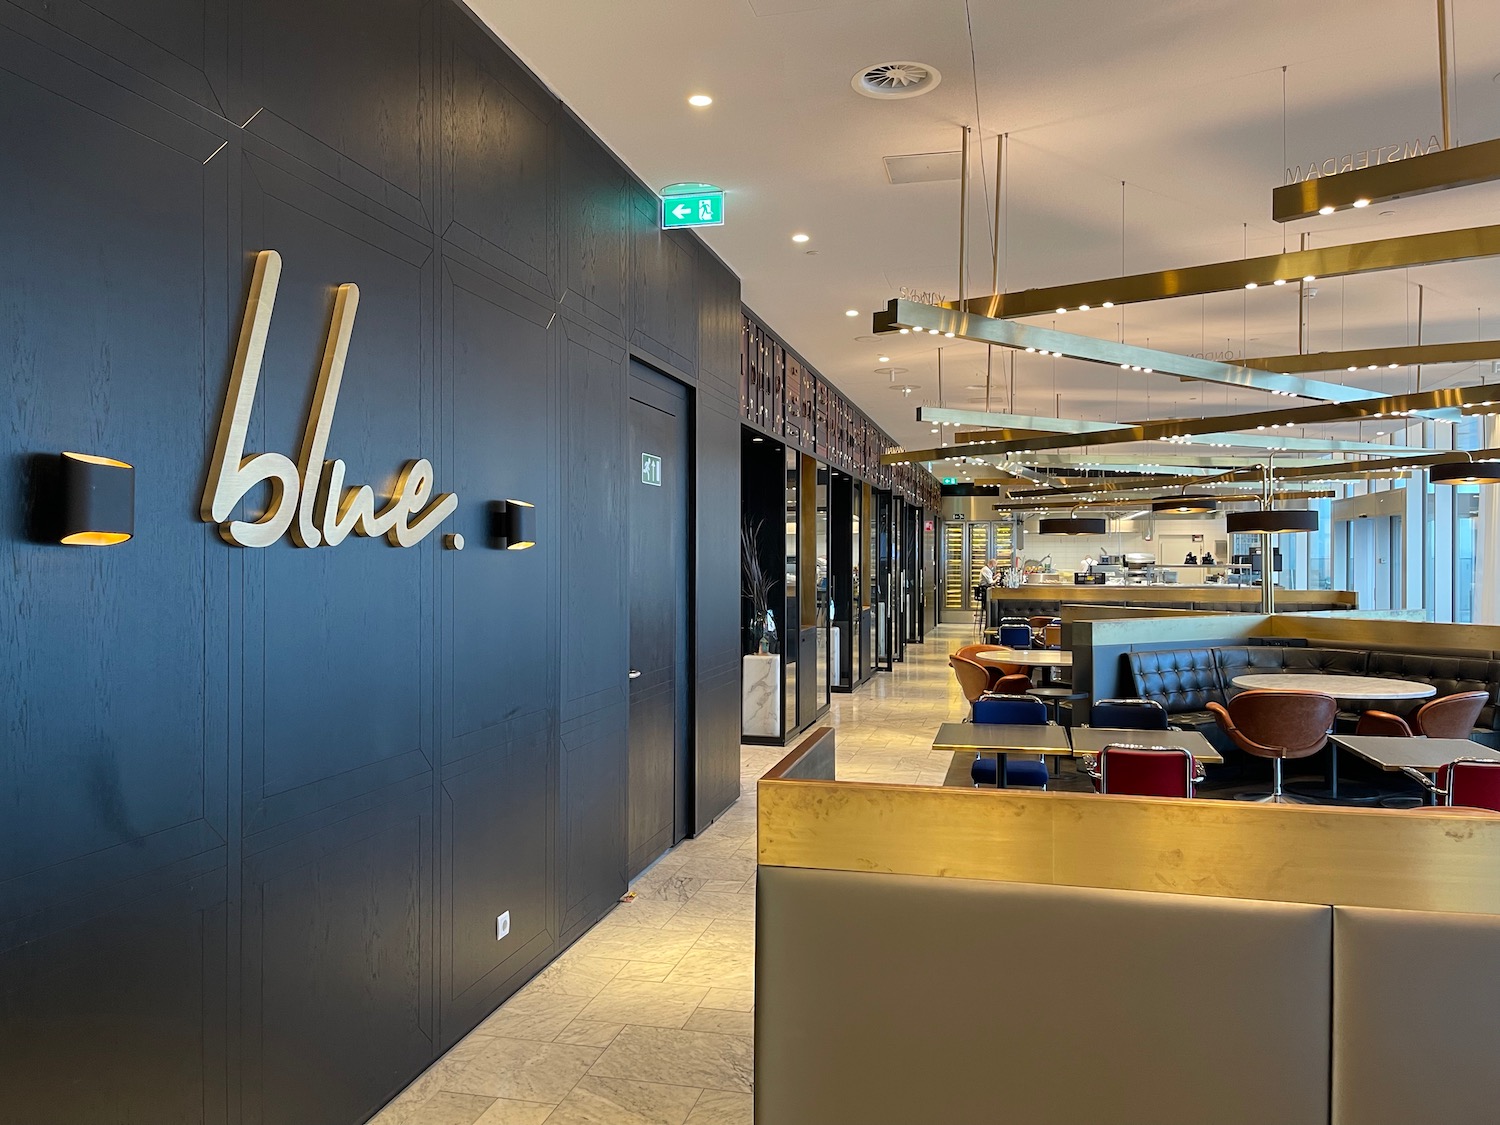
[1151, 494, 1219, 515]
[1225, 508, 1319, 533]
[1225, 460, 1319, 535]
[1039, 509, 1107, 535]
[1430, 454, 1500, 485]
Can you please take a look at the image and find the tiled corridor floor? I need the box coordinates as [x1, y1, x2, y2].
[371, 625, 976, 1125]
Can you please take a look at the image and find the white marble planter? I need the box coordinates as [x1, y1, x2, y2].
[742, 653, 781, 738]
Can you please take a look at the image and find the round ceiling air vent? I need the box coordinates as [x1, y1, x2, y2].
[852, 62, 942, 100]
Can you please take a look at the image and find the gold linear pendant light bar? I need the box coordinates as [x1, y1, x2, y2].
[938, 224, 1500, 319]
[1272, 137, 1500, 222]
[991, 489, 1337, 514]
[949, 421, 1428, 456]
[880, 300, 1378, 402]
[884, 381, 1500, 465]
[1240, 339, 1500, 376]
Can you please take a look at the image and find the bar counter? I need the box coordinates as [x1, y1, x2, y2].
[985, 584, 1357, 619]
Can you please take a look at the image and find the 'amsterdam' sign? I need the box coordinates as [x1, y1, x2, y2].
[1285, 135, 1443, 185]
[202, 250, 458, 548]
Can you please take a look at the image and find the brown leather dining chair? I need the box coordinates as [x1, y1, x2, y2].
[954, 644, 1025, 690]
[950, 655, 1032, 714]
[1355, 691, 1489, 739]
[1207, 689, 1338, 803]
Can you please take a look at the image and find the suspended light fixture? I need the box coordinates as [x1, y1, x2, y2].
[1151, 494, 1219, 515]
[1038, 507, 1107, 535]
[1430, 453, 1500, 485]
[1224, 461, 1319, 534]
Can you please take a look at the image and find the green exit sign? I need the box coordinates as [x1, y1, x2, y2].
[942, 477, 957, 485]
[660, 184, 725, 229]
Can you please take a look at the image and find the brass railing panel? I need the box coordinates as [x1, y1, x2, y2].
[758, 779, 1500, 916]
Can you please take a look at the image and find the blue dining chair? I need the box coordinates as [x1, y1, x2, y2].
[969, 695, 1050, 788]
[998, 623, 1032, 648]
[1090, 698, 1170, 730]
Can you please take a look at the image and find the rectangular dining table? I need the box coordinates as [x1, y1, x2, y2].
[1069, 726, 1224, 765]
[931, 721, 1072, 788]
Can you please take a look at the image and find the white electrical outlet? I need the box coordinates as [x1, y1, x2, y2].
[496, 911, 510, 941]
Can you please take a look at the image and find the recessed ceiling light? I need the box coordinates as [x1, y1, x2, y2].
[1245, 282, 1258, 290]
[928, 328, 939, 335]
[899, 328, 910, 334]
[1318, 205, 1336, 216]
[1352, 198, 1371, 208]
[792, 233, 810, 243]
[845, 309, 859, 317]
[878, 355, 890, 362]
[1304, 275, 1316, 282]
[1056, 307, 1067, 314]
[688, 94, 713, 107]
[1101, 301, 1114, 308]
[1078, 304, 1091, 311]
[944, 331, 955, 338]
[1273, 278, 1287, 286]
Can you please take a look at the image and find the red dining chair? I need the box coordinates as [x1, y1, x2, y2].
[1437, 758, 1500, 811]
[1083, 744, 1203, 797]
[1356, 691, 1488, 739]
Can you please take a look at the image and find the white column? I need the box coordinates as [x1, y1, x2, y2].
[1478, 417, 1500, 625]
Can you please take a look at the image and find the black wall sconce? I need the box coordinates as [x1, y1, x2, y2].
[59, 451, 134, 545]
[488, 499, 535, 550]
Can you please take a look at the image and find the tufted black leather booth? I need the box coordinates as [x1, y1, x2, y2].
[1125, 645, 1500, 749]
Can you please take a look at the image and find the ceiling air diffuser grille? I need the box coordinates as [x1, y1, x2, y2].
[852, 62, 941, 100]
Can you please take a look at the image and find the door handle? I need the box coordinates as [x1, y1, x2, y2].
[628, 669, 642, 680]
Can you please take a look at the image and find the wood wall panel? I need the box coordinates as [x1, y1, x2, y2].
[0, 0, 744, 1121]
[443, 11, 556, 299]
[0, 46, 229, 887]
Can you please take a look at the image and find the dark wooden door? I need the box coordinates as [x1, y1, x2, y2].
[628, 363, 691, 877]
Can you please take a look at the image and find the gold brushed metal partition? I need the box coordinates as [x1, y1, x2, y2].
[938, 223, 1500, 319]
[1241, 340, 1500, 376]
[884, 380, 1500, 465]
[757, 777, 1500, 916]
[1272, 137, 1500, 222]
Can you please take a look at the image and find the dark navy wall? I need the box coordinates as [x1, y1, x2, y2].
[0, 2, 741, 1121]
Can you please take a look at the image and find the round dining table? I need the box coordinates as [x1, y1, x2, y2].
[1228, 673, 1435, 701]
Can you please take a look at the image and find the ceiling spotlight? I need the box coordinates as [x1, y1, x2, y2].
[1119, 363, 1129, 369]
[1027, 347, 1038, 353]
[1102, 301, 1114, 308]
[1079, 304, 1091, 311]
[1352, 198, 1371, 208]
[1348, 366, 1358, 372]
[878, 355, 890, 362]
[928, 328, 940, 335]
[899, 328, 910, 334]
[944, 331, 955, 338]
[792, 233, 810, 243]
[1143, 367, 1153, 373]
[1304, 275, 1317, 282]
[1245, 282, 1258, 290]
[688, 94, 713, 107]
[1318, 205, 1336, 216]
[1273, 278, 1287, 286]
[1057, 308, 1067, 315]
[845, 309, 859, 317]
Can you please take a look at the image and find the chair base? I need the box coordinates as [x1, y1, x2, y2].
[1234, 791, 1315, 804]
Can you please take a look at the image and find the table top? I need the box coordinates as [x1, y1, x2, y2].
[973, 647, 1073, 667]
[1069, 726, 1224, 764]
[1229, 673, 1437, 701]
[932, 721, 1073, 754]
[1330, 735, 1500, 772]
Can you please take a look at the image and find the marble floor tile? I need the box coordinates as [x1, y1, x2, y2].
[682, 1007, 753, 1037]
[367, 1089, 497, 1125]
[556, 1018, 627, 1048]
[438, 1037, 603, 1103]
[673, 891, 756, 923]
[588, 1026, 754, 1093]
[699, 988, 754, 1013]
[516, 956, 627, 1001]
[473, 993, 589, 1041]
[577, 978, 710, 1029]
[469, 1098, 556, 1125]
[663, 946, 753, 992]
[615, 960, 679, 983]
[542, 1076, 704, 1125]
[682, 1090, 753, 1125]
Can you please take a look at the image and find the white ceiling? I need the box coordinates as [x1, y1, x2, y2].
[478, 0, 1500, 467]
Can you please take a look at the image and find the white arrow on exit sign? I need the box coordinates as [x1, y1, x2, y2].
[671, 203, 692, 220]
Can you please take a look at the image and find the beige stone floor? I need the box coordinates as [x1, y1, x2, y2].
[370, 624, 974, 1125]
